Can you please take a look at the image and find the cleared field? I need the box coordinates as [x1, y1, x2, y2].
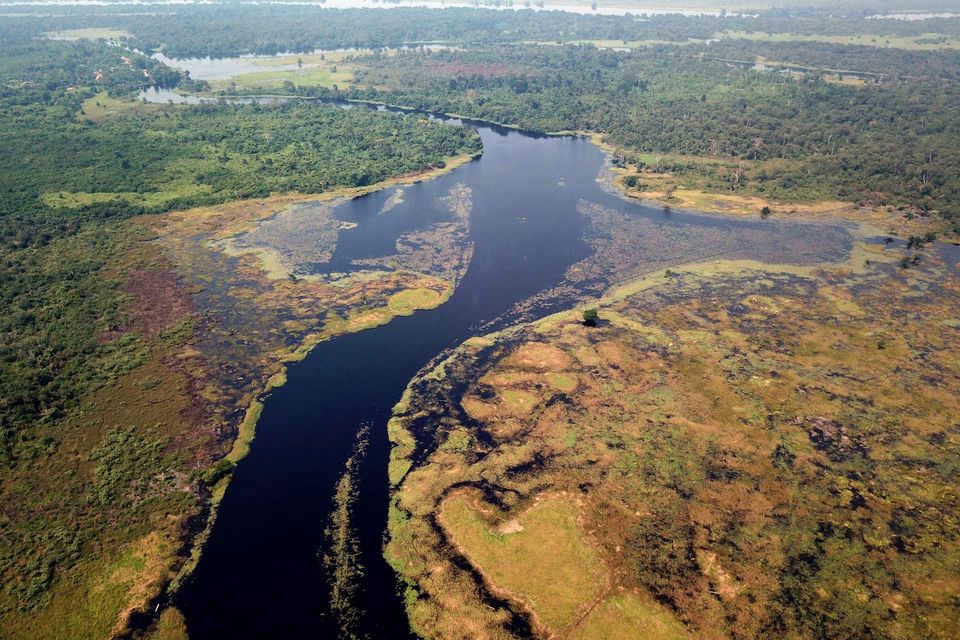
[79, 92, 163, 121]
[217, 66, 354, 91]
[44, 28, 132, 41]
[441, 492, 607, 634]
[208, 51, 363, 91]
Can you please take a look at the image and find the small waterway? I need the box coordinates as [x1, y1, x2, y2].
[136, 89, 852, 637]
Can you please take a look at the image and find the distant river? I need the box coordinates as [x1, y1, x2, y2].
[136, 88, 853, 637]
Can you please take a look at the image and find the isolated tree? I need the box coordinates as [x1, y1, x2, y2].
[583, 308, 598, 326]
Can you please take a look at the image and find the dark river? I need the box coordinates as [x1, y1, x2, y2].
[169, 108, 851, 637]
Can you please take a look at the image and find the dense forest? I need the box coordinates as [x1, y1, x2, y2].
[2, 5, 960, 57]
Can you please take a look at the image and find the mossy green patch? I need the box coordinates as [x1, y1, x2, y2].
[388, 287, 445, 315]
[544, 372, 578, 393]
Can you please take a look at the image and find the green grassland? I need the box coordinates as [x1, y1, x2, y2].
[78, 91, 163, 121]
[221, 66, 354, 91]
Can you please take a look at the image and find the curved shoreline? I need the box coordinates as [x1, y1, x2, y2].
[219, 88, 956, 241]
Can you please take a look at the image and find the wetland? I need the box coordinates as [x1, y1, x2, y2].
[4, 9, 960, 639]
[168, 111, 878, 639]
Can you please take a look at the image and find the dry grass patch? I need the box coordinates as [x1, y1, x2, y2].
[544, 372, 578, 393]
[571, 592, 688, 640]
[503, 341, 573, 371]
[498, 389, 541, 416]
[440, 492, 607, 636]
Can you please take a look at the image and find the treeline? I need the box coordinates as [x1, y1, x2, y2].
[2, 5, 960, 58]
[703, 39, 960, 81]
[326, 43, 960, 230]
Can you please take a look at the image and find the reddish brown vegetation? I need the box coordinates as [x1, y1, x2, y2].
[119, 267, 195, 340]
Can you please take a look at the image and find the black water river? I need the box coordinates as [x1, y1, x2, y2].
[168, 107, 851, 637]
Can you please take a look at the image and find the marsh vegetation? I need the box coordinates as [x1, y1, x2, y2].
[388, 237, 960, 639]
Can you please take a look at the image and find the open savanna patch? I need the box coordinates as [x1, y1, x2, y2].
[208, 50, 362, 92]
[78, 91, 165, 121]
[217, 65, 354, 91]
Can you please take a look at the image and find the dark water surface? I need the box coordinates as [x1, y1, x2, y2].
[175, 119, 851, 638]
